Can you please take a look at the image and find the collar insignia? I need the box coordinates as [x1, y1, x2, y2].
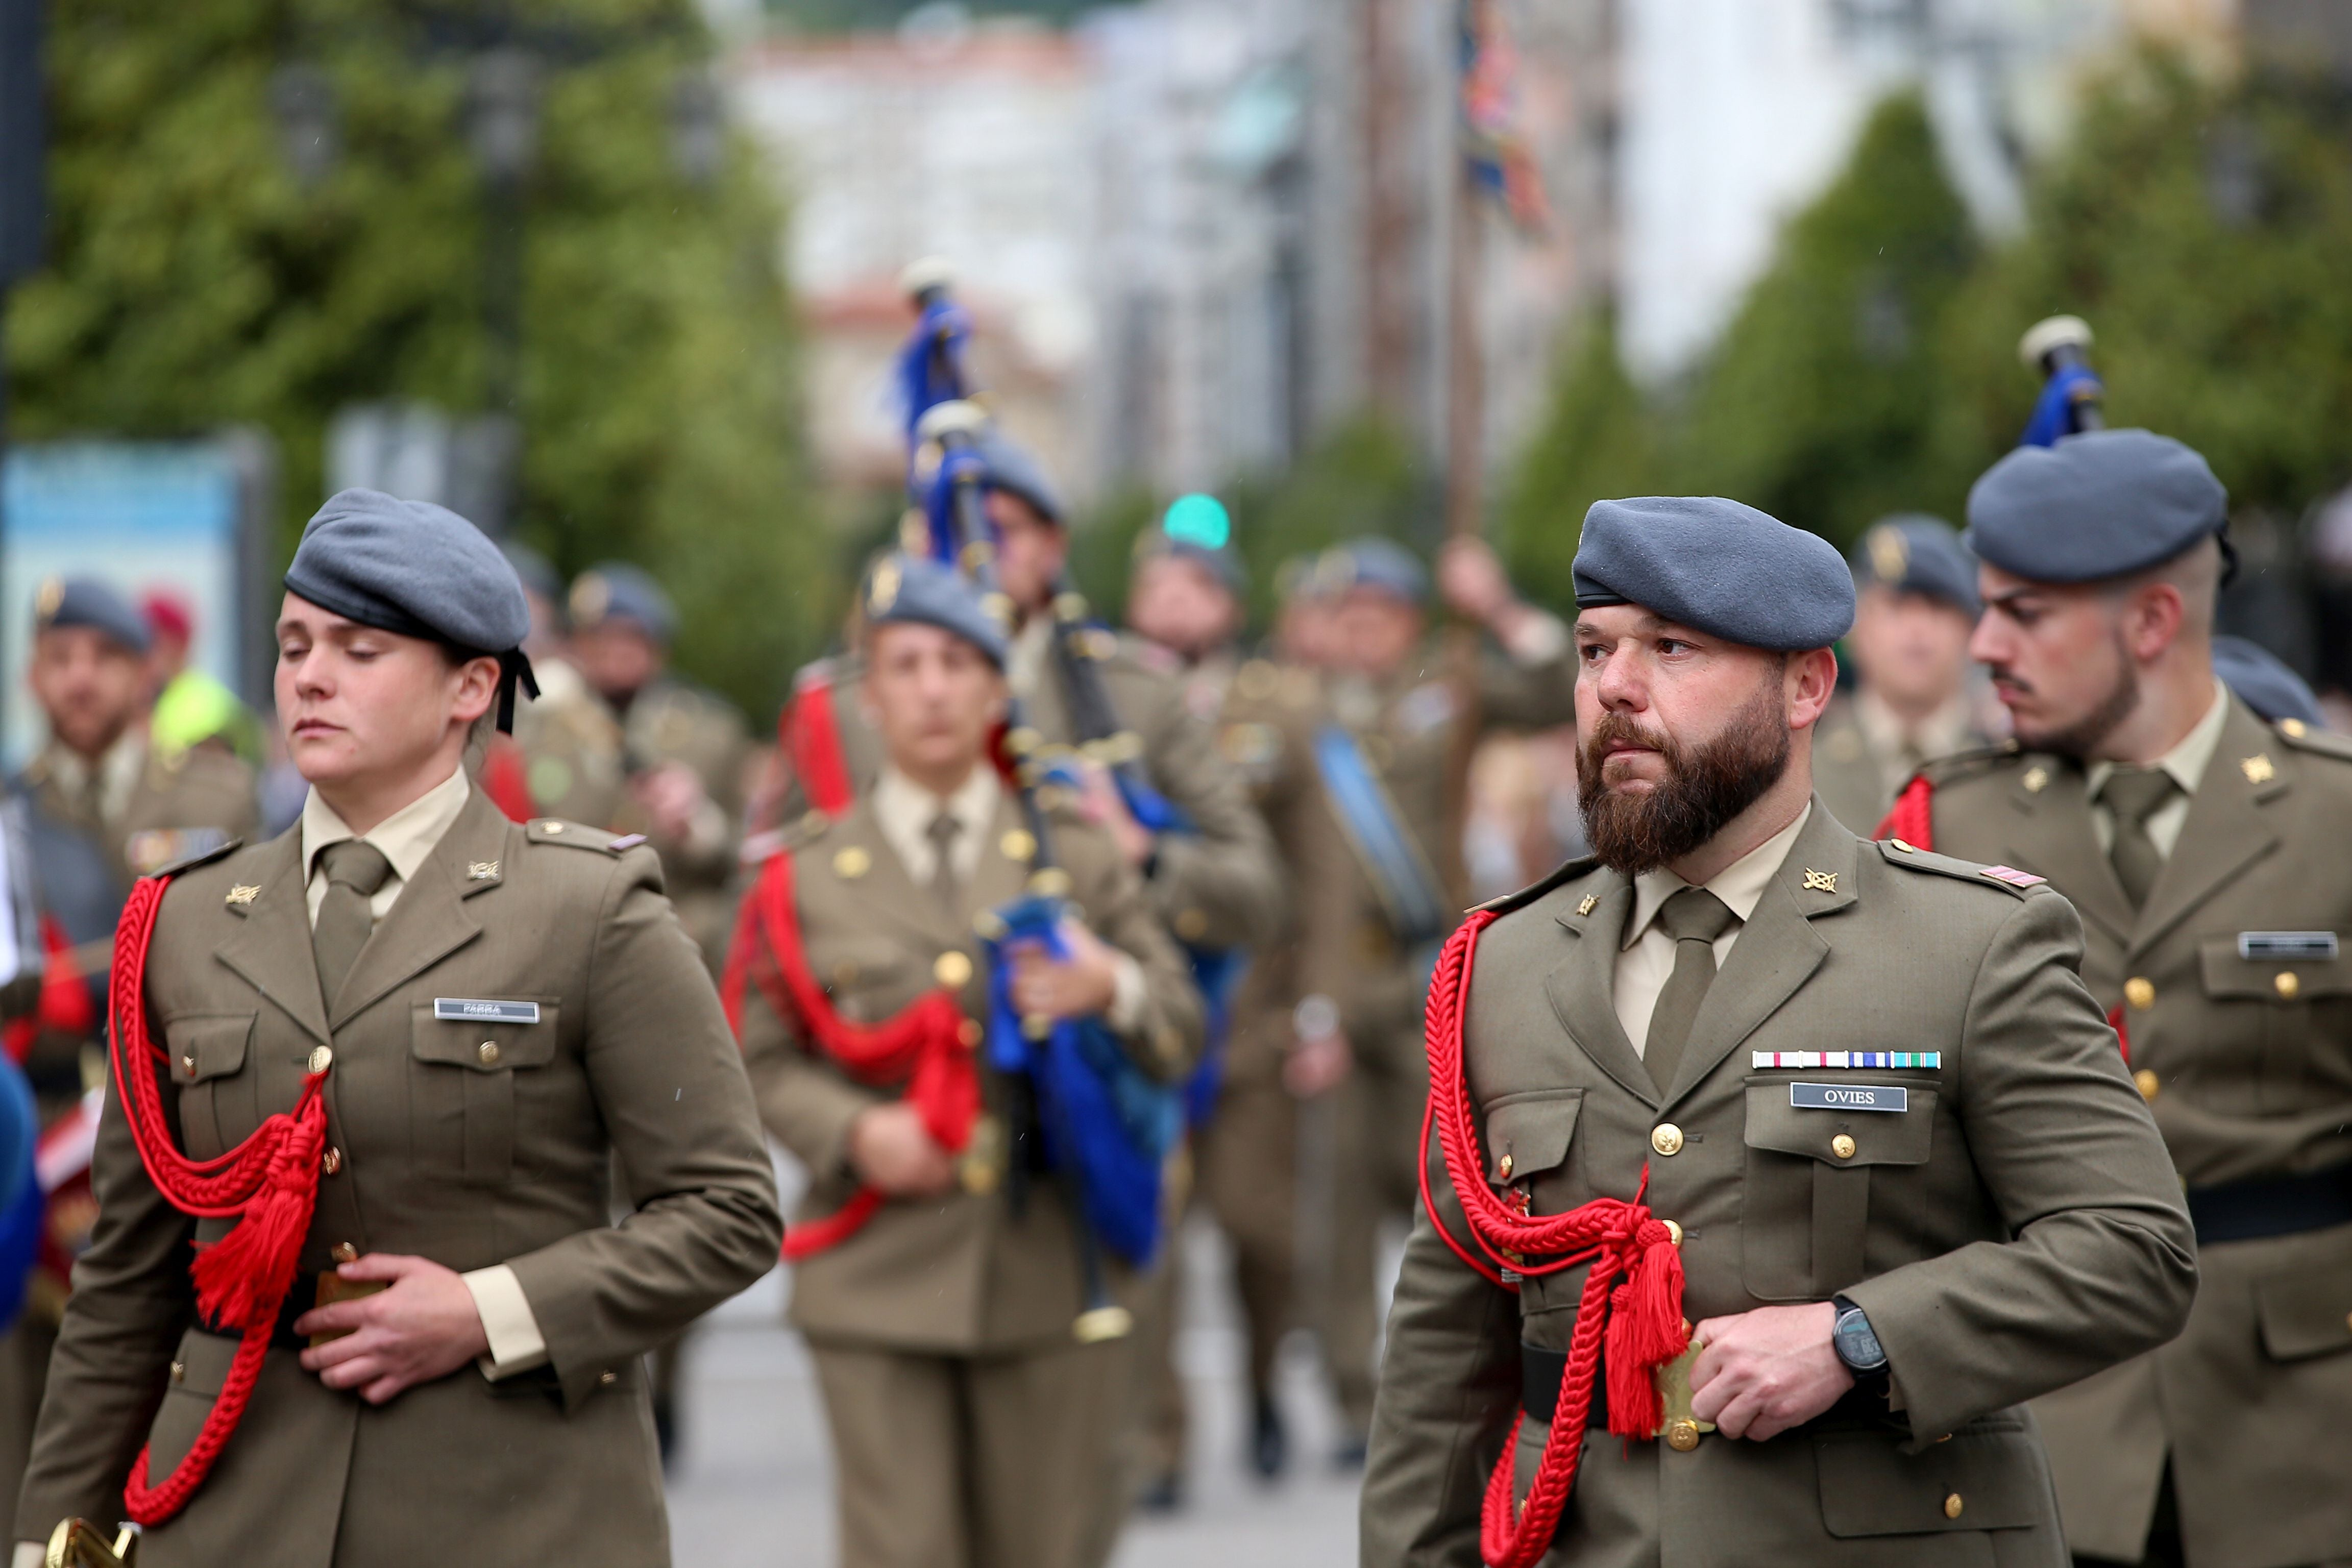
[225, 884, 261, 905]
[1801, 869, 1838, 894]
[1576, 894, 1599, 916]
[2021, 766, 2049, 794]
[467, 862, 500, 881]
[2241, 753, 2275, 784]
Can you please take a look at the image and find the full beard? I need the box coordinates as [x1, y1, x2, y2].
[1577, 681, 1793, 875]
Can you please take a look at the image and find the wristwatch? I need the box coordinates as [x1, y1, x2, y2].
[1831, 1295, 1890, 1394]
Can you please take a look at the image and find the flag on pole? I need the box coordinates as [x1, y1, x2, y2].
[1459, 0, 1549, 231]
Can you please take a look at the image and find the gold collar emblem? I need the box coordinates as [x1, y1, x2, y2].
[2241, 753, 2276, 784]
[225, 884, 261, 905]
[468, 861, 500, 881]
[1801, 869, 1839, 894]
[2021, 766, 2049, 794]
[1576, 894, 1599, 916]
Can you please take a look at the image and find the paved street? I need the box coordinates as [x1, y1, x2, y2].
[665, 1202, 1374, 1568]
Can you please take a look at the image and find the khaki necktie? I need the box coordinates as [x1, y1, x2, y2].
[924, 812, 964, 916]
[313, 840, 395, 1006]
[2101, 766, 2178, 911]
[1643, 887, 1739, 1092]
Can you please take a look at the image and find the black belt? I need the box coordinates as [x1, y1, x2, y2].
[2187, 1161, 2352, 1245]
[1518, 1342, 1894, 1433]
[198, 1270, 324, 1354]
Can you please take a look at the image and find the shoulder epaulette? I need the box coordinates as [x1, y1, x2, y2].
[525, 819, 638, 854]
[2272, 716, 2352, 762]
[1877, 838, 2048, 898]
[150, 837, 243, 879]
[1471, 855, 1602, 917]
[1915, 739, 2024, 781]
[738, 809, 834, 870]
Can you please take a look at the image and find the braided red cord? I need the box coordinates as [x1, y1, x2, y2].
[106, 874, 331, 1526]
[782, 675, 856, 817]
[1874, 775, 1933, 847]
[1419, 910, 1690, 1568]
[720, 852, 978, 1260]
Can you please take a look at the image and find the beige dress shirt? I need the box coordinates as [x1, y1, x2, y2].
[1613, 804, 1811, 1055]
[2084, 678, 2229, 860]
[869, 762, 1148, 1034]
[297, 767, 546, 1380]
[1855, 688, 1977, 802]
[44, 731, 148, 824]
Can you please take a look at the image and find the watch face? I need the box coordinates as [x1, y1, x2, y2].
[1836, 1310, 1885, 1370]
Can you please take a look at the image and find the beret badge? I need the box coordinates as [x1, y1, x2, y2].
[868, 558, 902, 616]
[1866, 526, 1909, 584]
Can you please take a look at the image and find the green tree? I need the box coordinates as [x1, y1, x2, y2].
[7, 0, 823, 719]
[1494, 308, 1655, 613]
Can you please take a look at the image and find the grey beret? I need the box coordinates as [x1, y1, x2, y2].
[284, 488, 537, 728]
[973, 429, 1065, 525]
[1574, 496, 1854, 650]
[862, 554, 1009, 669]
[34, 576, 151, 654]
[1965, 429, 2227, 583]
[2212, 635, 2323, 727]
[1133, 524, 1245, 596]
[1336, 537, 1428, 606]
[1851, 514, 1979, 615]
[570, 563, 677, 645]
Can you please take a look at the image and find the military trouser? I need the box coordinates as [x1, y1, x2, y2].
[1321, 1040, 1427, 1440]
[810, 1334, 1136, 1568]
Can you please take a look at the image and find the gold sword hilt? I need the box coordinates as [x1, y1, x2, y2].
[45, 1518, 138, 1568]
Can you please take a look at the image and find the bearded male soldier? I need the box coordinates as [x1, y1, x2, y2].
[1361, 495, 2194, 1567]
[1899, 429, 2352, 1568]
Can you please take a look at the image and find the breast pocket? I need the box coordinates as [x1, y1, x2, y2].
[145, 1325, 240, 1482]
[1742, 1079, 1937, 1302]
[163, 1014, 256, 1161]
[1480, 1090, 1584, 1301]
[410, 1000, 561, 1185]
[2198, 940, 2352, 1113]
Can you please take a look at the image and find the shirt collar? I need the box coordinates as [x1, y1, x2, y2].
[2086, 677, 2231, 803]
[1854, 688, 1974, 763]
[1624, 803, 1812, 951]
[873, 761, 1001, 840]
[301, 766, 472, 887]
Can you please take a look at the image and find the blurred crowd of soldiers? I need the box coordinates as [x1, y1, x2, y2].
[0, 401, 2345, 1568]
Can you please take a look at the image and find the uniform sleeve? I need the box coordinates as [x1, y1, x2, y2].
[500, 851, 782, 1411]
[1840, 891, 2197, 1443]
[1359, 1128, 1523, 1568]
[732, 925, 880, 1182]
[1139, 698, 1287, 953]
[14, 1001, 199, 1536]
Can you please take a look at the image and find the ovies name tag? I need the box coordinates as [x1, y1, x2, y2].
[433, 998, 541, 1025]
[1791, 1082, 1906, 1113]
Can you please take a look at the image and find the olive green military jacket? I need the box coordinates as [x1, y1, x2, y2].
[1361, 805, 2195, 1568]
[14, 790, 783, 1568]
[779, 643, 1282, 955]
[737, 791, 1203, 1355]
[1920, 697, 2352, 1567]
[1328, 643, 1579, 1074]
[1191, 653, 1354, 1088]
[610, 676, 752, 971]
[1811, 694, 1992, 841]
[16, 738, 258, 891]
[507, 655, 628, 829]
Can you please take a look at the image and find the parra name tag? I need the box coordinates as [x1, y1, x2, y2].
[2237, 931, 2338, 961]
[433, 998, 541, 1025]
[1791, 1083, 1906, 1113]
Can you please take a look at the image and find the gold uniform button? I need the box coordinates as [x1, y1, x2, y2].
[2124, 977, 2155, 1011]
[2134, 1069, 2161, 1101]
[1651, 1124, 1684, 1158]
[599, 1370, 618, 1386]
[331, 1242, 359, 1265]
[1831, 1134, 1858, 1160]
[1944, 1493, 1964, 1520]
[832, 846, 871, 880]
[2283, 718, 2309, 739]
[2275, 971, 2300, 999]
[935, 951, 973, 989]
[478, 1041, 501, 1066]
[170, 1360, 186, 1383]
[1665, 1419, 1702, 1452]
[1497, 1153, 1514, 1180]
[323, 1147, 344, 1175]
[1663, 1218, 1683, 1246]
[308, 1045, 334, 1075]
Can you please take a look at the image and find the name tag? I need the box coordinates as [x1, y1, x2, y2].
[2238, 931, 2338, 961]
[1790, 1082, 1907, 1113]
[433, 998, 541, 1025]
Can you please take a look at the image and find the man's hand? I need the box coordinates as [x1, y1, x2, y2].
[1075, 761, 1156, 869]
[293, 1254, 491, 1405]
[847, 1102, 958, 1198]
[1687, 1301, 1853, 1441]
[1010, 920, 1121, 1021]
[629, 761, 712, 845]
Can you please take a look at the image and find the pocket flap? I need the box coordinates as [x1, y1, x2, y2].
[2200, 937, 2352, 999]
[411, 1000, 560, 1071]
[1745, 1080, 1936, 1167]
[163, 1015, 254, 1085]
[2255, 1247, 2352, 1362]
[1816, 1423, 2044, 1536]
[1482, 1090, 1583, 1183]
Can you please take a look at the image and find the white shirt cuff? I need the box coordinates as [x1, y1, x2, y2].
[462, 1264, 550, 1381]
[1106, 951, 1149, 1037]
[15, 1541, 48, 1568]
